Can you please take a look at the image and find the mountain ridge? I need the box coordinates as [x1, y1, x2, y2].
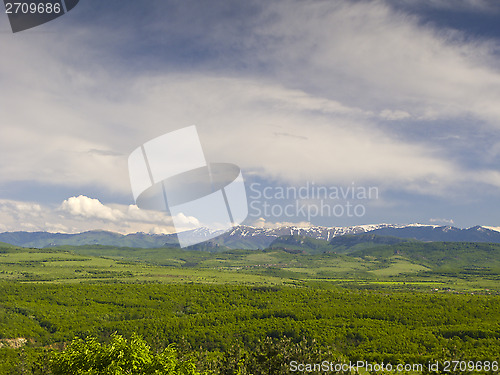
[1, 223, 500, 249]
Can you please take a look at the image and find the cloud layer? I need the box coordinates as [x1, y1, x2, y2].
[0, 196, 179, 234]
[1, 0, 500, 229]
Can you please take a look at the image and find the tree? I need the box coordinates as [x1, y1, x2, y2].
[41, 333, 203, 375]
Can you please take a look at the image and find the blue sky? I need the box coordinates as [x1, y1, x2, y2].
[1, 0, 500, 233]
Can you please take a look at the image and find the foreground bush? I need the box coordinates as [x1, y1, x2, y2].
[37, 333, 202, 375]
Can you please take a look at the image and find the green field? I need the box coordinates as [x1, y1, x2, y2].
[1, 242, 498, 292]
[0, 241, 499, 374]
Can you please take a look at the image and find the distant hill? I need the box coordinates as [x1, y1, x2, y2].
[268, 235, 332, 254]
[0, 241, 18, 249]
[367, 225, 500, 242]
[327, 233, 411, 253]
[349, 241, 500, 271]
[269, 234, 414, 255]
[0, 230, 178, 249]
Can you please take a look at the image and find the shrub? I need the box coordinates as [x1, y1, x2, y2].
[41, 333, 202, 375]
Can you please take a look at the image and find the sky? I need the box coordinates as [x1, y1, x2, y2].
[1, 0, 500, 234]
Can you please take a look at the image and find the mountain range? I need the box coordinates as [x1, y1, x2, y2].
[2, 223, 500, 250]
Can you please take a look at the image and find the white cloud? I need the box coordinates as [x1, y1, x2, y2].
[172, 212, 200, 228]
[429, 218, 455, 225]
[252, 217, 313, 229]
[0, 197, 179, 234]
[253, 1, 500, 123]
[60, 195, 124, 221]
[393, 0, 499, 12]
[379, 109, 411, 121]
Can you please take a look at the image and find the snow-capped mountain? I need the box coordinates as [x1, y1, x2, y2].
[225, 223, 434, 241]
[182, 223, 500, 249]
[1, 224, 500, 249]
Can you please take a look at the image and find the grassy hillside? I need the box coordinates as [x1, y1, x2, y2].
[0, 241, 18, 249]
[1, 241, 499, 292]
[270, 234, 419, 254]
[327, 233, 412, 253]
[350, 241, 500, 271]
[268, 235, 332, 254]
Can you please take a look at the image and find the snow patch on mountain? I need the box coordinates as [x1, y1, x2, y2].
[224, 223, 440, 242]
[483, 226, 500, 233]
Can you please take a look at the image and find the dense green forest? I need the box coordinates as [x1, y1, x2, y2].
[1, 283, 499, 373]
[0, 241, 499, 373]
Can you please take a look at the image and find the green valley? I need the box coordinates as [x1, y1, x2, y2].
[0, 239, 499, 374]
